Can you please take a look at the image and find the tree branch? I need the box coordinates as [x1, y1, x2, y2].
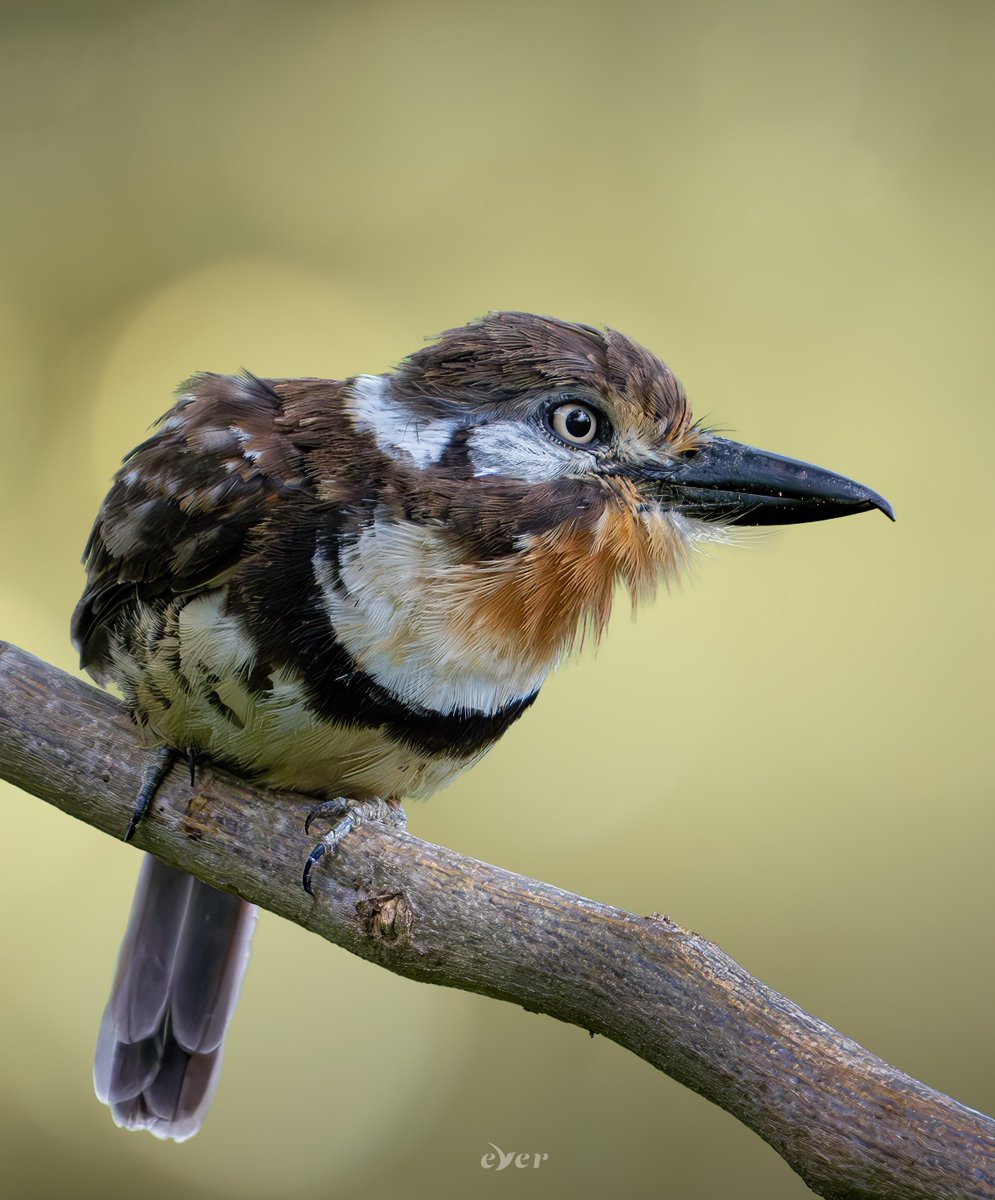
[1, 639, 992, 1198]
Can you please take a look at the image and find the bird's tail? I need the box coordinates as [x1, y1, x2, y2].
[94, 854, 257, 1141]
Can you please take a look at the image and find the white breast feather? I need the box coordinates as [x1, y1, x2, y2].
[315, 518, 551, 716]
[124, 602, 469, 800]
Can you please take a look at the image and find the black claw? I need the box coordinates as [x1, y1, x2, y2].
[124, 812, 142, 844]
[303, 797, 349, 836]
[125, 747, 176, 842]
[186, 746, 197, 786]
[301, 800, 395, 896]
[302, 843, 326, 897]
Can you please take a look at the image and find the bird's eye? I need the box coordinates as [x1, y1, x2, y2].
[548, 401, 600, 446]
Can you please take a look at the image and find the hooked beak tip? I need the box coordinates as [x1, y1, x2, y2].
[874, 495, 897, 522]
[643, 435, 895, 528]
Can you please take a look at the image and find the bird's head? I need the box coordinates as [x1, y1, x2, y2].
[339, 311, 893, 663]
[385, 310, 892, 522]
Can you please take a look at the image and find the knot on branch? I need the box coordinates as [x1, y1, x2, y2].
[357, 891, 415, 944]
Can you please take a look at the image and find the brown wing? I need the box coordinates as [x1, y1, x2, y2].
[72, 371, 314, 678]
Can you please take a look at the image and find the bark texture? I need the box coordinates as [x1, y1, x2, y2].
[1, 639, 992, 1199]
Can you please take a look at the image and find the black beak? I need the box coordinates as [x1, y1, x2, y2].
[644, 435, 895, 526]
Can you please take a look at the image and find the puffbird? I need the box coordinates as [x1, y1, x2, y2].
[73, 311, 893, 1139]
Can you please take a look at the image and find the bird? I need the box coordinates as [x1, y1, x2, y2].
[72, 310, 893, 1141]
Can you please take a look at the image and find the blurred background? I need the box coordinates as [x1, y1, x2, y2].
[1, 1, 992, 1197]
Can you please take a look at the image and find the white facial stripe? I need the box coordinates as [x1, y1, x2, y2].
[467, 421, 590, 482]
[313, 520, 550, 716]
[348, 374, 457, 468]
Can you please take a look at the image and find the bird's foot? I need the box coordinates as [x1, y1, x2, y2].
[302, 797, 407, 896]
[125, 746, 178, 842]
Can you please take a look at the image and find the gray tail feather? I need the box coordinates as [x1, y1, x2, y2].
[94, 854, 257, 1141]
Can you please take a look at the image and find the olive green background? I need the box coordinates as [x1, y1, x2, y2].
[1, 2, 992, 1198]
